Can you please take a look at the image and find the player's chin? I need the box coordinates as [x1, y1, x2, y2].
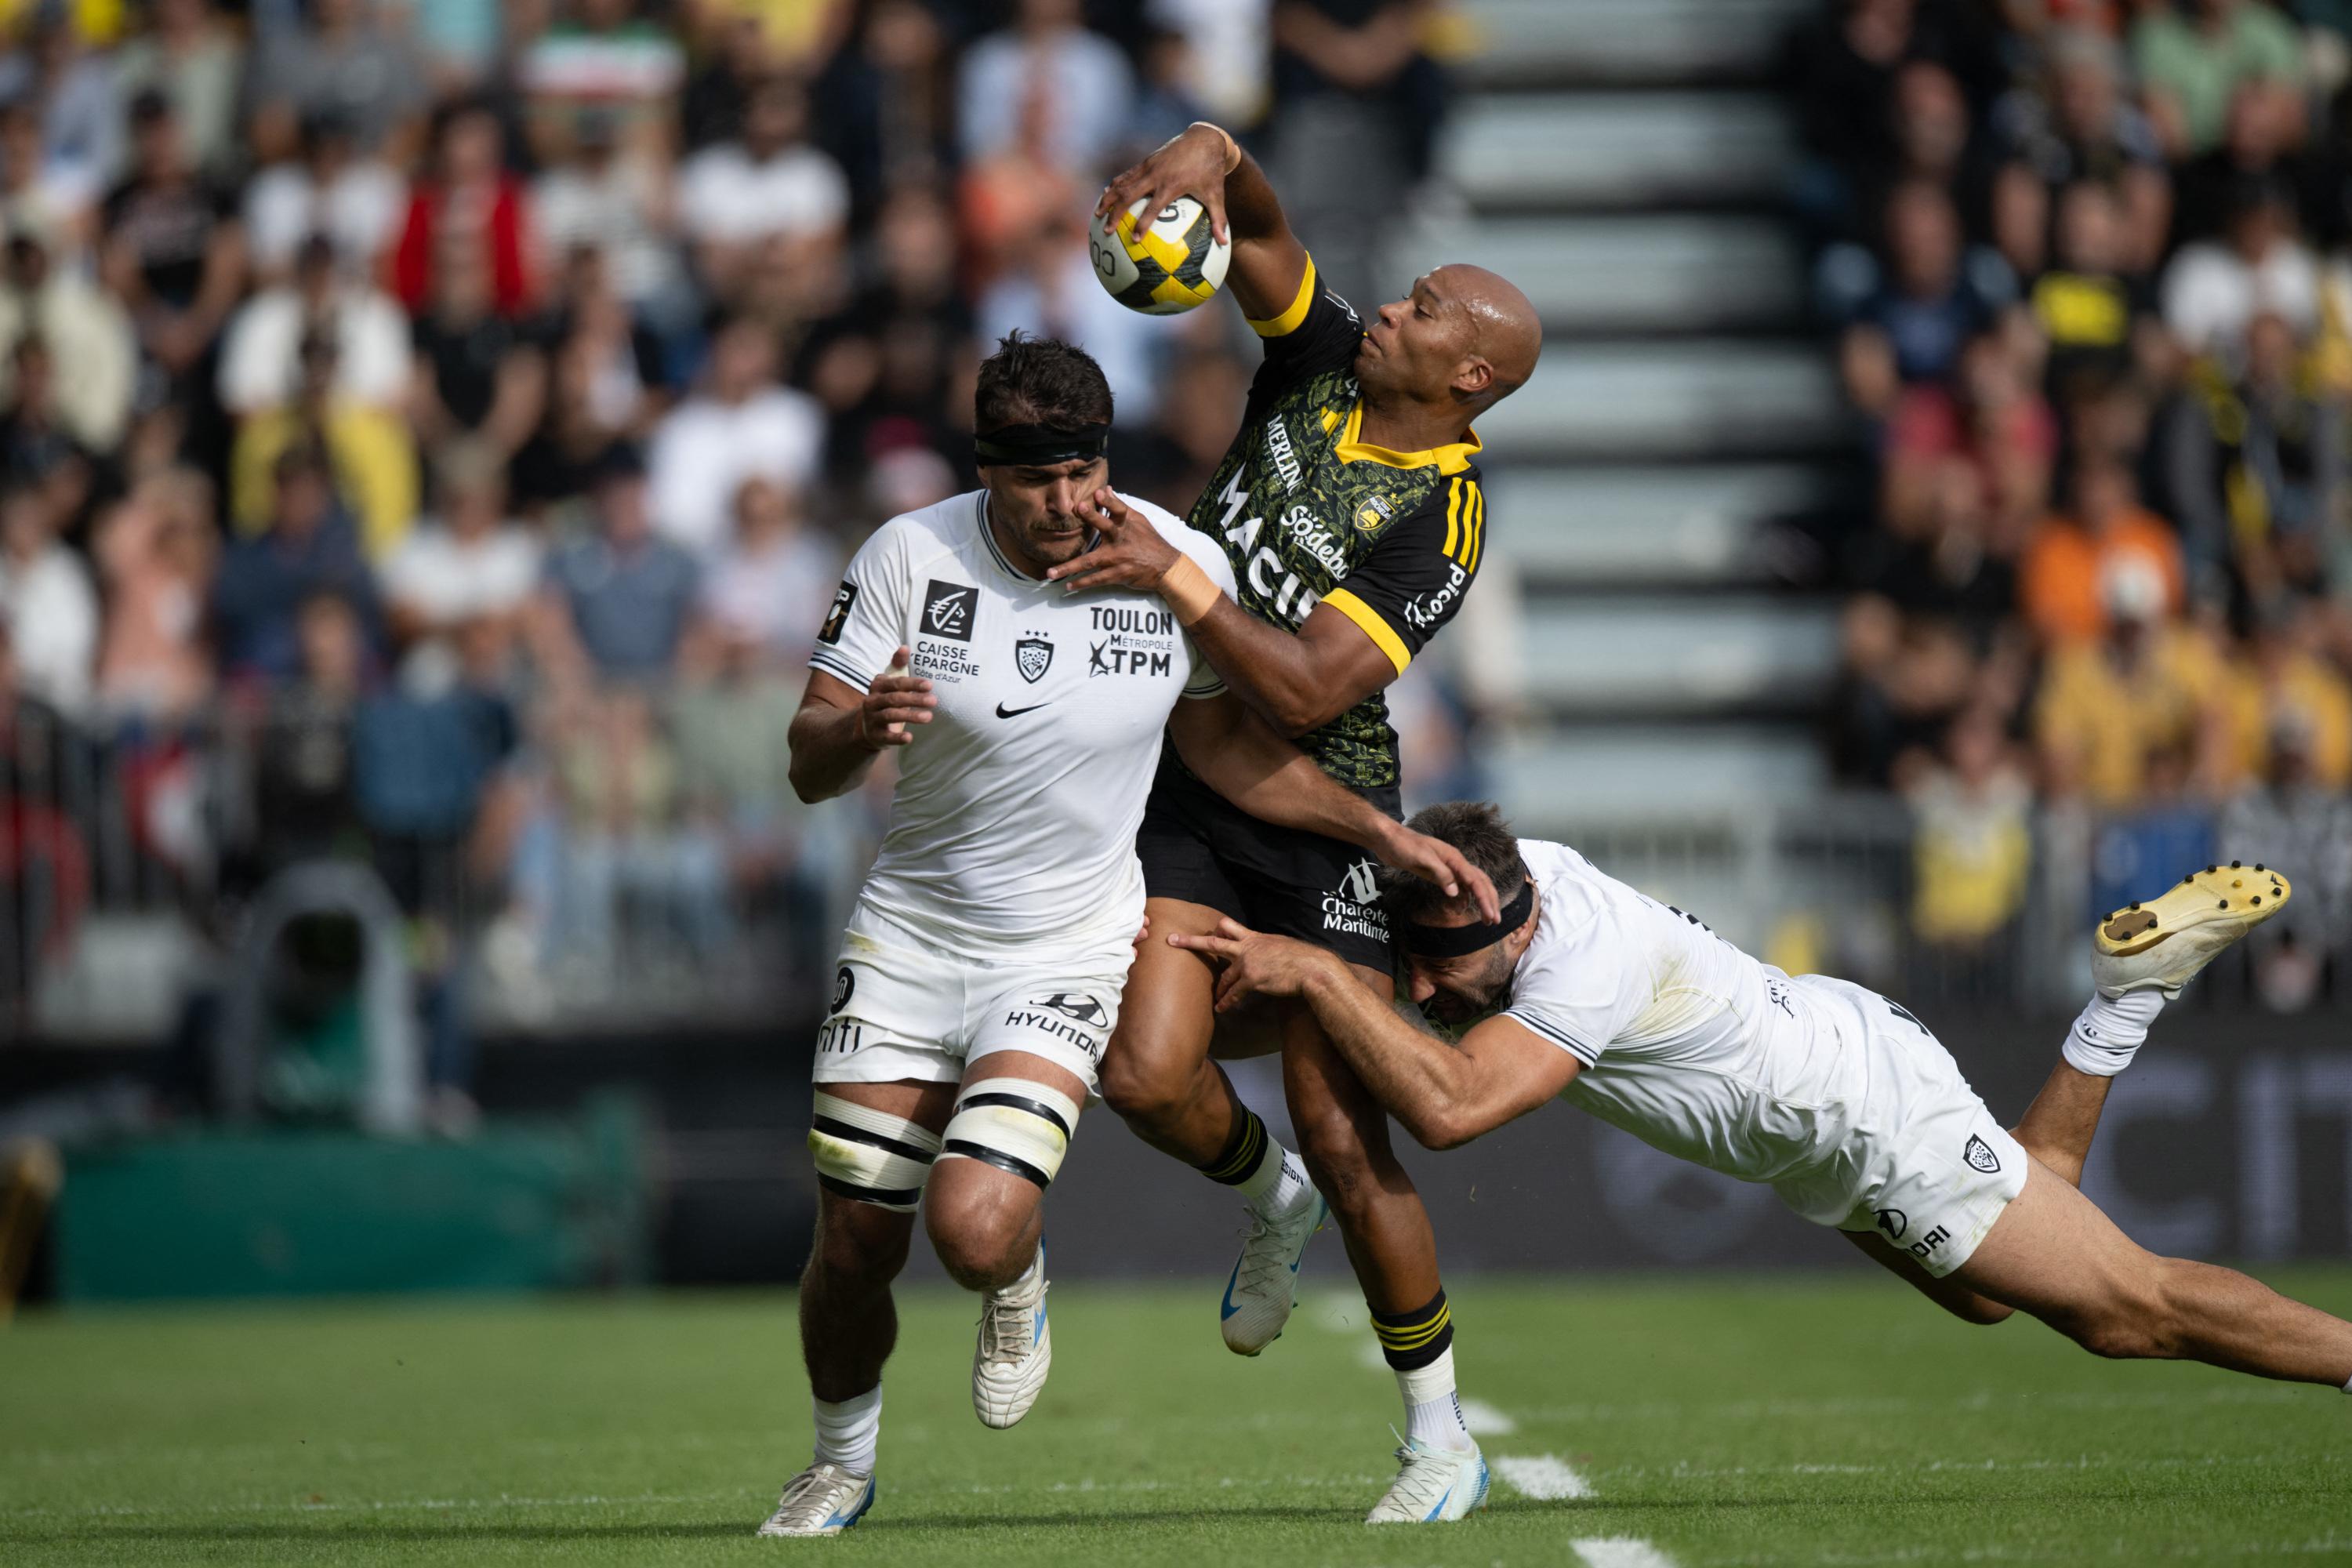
[1029, 529, 1090, 564]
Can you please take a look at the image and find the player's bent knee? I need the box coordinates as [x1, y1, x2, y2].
[920, 1167, 1037, 1289]
[806, 1194, 916, 1289]
[935, 1076, 1081, 1192]
[1098, 1047, 1185, 1128]
[809, 1092, 943, 1213]
[2055, 1283, 2181, 1360]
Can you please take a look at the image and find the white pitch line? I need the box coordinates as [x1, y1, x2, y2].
[1572, 1540, 1679, 1568]
[1457, 1397, 1518, 1436]
[1492, 1452, 1594, 1500]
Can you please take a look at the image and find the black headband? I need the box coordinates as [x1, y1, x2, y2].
[1397, 879, 1534, 959]
[973, 423, 1111, 467]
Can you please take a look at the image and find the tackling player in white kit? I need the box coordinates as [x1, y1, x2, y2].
[757, 336, 1494, 1537]
[1178, 801, 2352, 1436]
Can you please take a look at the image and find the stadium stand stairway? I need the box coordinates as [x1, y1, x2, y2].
[1403, 0, 1846, 828]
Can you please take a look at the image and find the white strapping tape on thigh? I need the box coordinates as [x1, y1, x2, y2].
[935, 1078, 1082, 1190]
[809, 1092, 944, 1212]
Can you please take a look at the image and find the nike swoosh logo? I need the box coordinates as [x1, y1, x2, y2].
[995, 701, 1051, 718]
[1220, 1263, 1243, 1320]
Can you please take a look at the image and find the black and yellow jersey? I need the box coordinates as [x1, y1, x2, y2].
[1178, 256, 1486, 790]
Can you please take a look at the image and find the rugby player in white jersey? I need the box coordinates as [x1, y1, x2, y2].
[1175, 802, 2352, 1424]
[755, 335, 1496, 1538]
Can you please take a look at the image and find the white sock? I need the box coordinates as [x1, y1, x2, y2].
[1237, 1145, 1316, 1219]
[1397, 1345, 1473, 1452]
[812, 1385, 882, 1475]
[2062, 989, 2169, 1077]
[2342, 1370, 2351, 1396]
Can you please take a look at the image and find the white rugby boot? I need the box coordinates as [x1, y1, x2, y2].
[971, 1246, 1051, 1428]
[1365, 1435, 1490, 1525]
[2095, 862, 2292, 1000]
[756, 1463, 875, 1537]
[1219, 1191, 1330, 1355]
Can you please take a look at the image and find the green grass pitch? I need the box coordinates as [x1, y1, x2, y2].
[5, 1269, 2350, 1566]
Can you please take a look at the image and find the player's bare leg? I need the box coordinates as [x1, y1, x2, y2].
[2009, 1064, 2113, 1189]
[1101, 899, 1260, 1166]
[764, 1076, 953, 1538]
[1286, 975, 1489, 1523]
[1100, 897, 1326, 1356]
[1955, 1154, 2352, 1386]
[922, 1048, 1089, 1431]
[1851, 864, 2296, 1334]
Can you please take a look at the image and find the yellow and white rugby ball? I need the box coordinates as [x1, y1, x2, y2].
[1090, 195, 1231, 316]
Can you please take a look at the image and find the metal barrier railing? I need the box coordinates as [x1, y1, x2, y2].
[8, 696, 2347, 1037]
[4, 688, 874, 1039]
[1552, 793, 2350, 1014]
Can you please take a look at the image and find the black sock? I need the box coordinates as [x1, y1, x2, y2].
[1371, 1287, 1454, 1370]
[1199, 1107, 1271, 1186]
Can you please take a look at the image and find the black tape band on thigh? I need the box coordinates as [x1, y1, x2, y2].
[956, 1092, 1073, 1142]
[818, 1173, 926, 1208]
[812, 1114, 943, 1167]
[943, 1138, 1052, 1189]
[1370, 1288, 1454, 1371]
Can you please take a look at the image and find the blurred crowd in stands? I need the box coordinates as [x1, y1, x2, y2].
[1791, 0, 2352, 1007]
[0, 0, 1464, 1070]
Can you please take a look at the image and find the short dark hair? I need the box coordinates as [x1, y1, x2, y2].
[1380, 800, 1530, 926]
[975, 330, 1113, 435]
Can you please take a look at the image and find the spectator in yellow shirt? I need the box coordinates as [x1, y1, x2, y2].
[230, 329, 417, 562]
[2034, 557, 2234, 807]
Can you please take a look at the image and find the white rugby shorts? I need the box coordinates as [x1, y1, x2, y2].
[811, 899, 1132, 1093]
[1780, 976, 2031, 1279]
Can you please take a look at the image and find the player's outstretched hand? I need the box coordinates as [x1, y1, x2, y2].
[1170, 918, 1336, 1013]
[1095, 124, 1232, 245]
[1377, 827, 1501, 924]
[857, 645, 935, 749]
[1047, 488, 1180, 595]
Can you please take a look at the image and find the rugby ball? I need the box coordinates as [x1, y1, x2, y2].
[1091, 196, 1230, 316]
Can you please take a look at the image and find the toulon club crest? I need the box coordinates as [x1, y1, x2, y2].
[1015, 637, 1053, 684]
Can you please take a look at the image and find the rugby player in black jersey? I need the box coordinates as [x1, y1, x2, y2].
[1051, 121, 1541, 1523]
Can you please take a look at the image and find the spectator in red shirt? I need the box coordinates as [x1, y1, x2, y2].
[390, 98, 537, 318]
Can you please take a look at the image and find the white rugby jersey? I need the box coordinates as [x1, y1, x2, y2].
[811, 489, 1234, 953]
[1500, 838, 1883, 1205]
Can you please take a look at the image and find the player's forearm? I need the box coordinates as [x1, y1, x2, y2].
[1298, 964, 1486, 1149]
[1182, 597, 1348, 736]
[1219, 142, 1290, 249]
[1176, 702, 1397, 852]
[787, 705, 879, 803]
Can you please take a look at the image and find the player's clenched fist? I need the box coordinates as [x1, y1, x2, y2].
[856, 645, 937, 750]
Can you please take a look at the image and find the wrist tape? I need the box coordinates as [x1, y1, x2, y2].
[1160, 554, 1221, 626]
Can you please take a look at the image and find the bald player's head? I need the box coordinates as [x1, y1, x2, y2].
[1356, 263, 1542, 423]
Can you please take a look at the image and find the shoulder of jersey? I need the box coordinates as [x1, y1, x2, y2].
[1517, 839, 1610, 944]
[869, 491, 983, 565]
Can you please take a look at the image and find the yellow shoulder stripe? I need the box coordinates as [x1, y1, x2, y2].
[1322, 588, 1411, 675]
[1247, 254, 1319, 339]
[1443, 478, 1485, 569]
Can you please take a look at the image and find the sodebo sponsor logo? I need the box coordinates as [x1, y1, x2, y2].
[1279, 503, 1350, 579]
